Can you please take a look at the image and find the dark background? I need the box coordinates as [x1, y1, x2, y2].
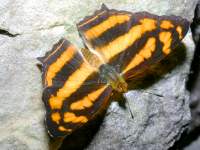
[171, 1, 200, 149]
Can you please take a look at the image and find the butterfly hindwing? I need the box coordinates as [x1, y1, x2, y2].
[44, 84, 112, 137]
[39, 38, 112, 137]
[77, 4, 189, 77]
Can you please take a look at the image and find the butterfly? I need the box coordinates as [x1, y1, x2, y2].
[38, 4, 189, 137]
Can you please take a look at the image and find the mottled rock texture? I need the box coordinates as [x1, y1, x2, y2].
[0, 0, 198, 150]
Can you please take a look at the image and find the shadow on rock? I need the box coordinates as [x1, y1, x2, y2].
[169, 126, 200, 150]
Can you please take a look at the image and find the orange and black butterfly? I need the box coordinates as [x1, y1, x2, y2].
[38, 4, 189, 137]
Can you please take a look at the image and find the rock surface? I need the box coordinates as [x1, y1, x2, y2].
[0, 0, 198, 150]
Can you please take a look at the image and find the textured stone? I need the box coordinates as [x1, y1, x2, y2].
[0, 0, 198, 150]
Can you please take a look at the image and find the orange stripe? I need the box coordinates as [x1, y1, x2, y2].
[123, 37, 156, 73]
[159, 32, 172, 54]
[49, 62, 95, 110]
[58, 126, 72, 132]
[84, 14, 131, 40]
[78, 10, 106, 28]
[51, 112, 61, 124]
[64, 112, 88, 123]
[45, 45, 76, 86]
[176, 26, 183, 39]
[70, 86, 107, 110]
[97, 18, 157, 61]
[160, 20, 174, 29]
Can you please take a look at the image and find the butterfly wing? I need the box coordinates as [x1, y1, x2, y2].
[77, 4, 189, 78]
[38, 38, 112, 137]
[77, 4, 133, 70]
[120, 12, 190, 79]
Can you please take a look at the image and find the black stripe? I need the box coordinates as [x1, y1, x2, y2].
[108, 29, 159, 73]
[90, 19, 136, 47]
[77, 9, 109, 32]
[60, 85, 112, 124]
[45, 112, 65, 137]
[71, 86, 112, 117]
[51, 52, 84, 92]
[117, 24, 185, 79]
[41, 39, 70, 86]
[159, 15, 190, 36]
[59, 72, 104, 129]
[88, 12, 187, 49]
[42, 52, 83, 112]
[87, 12, 158, 48]
[42, 39, 70, 66]
[62, 87, 112, 130]
[61, 72, 104, 113]
[124, 29, 165, 79]
[171, 27, 183, 50]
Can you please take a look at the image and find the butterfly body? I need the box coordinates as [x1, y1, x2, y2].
[38, 4, 189, 137]
[99, 64, 128, 92]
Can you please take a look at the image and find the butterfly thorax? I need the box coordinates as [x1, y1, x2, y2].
[99, 64, 128, 93]
[81, 45, 127, 92]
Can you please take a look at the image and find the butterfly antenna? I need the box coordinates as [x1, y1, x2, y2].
[142, 91, 164, 98]
[126, 97, 134, 119]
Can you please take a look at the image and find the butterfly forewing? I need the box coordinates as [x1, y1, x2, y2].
[120, 13, 190, 79]
[39, 38, 112, 137]
[77, 4, 133, 67]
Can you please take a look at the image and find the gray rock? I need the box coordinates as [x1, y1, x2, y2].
[0, 0, 197, 150]
[188, 0, 200, 131]
[184, 136, 200, 150]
